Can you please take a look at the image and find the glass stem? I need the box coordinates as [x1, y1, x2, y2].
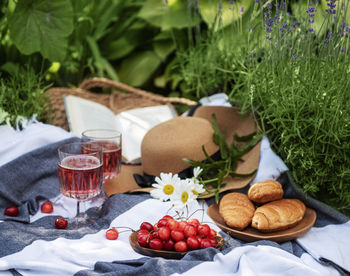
[77, 201, 81, 217]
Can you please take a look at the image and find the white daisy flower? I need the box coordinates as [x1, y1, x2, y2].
[150, 172, 181, 201]
[193, 167, 203, 179]
[191, 167, 205, 196]
[171, 179, 197, 210]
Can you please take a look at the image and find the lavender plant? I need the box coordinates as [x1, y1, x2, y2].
[176, 0, 350, 214]
[231, 0, 350, 213]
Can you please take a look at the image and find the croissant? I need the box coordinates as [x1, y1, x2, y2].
[251, 199, 306, 232]
[248, 180, 284, 204]
[219, 193, 255, 230]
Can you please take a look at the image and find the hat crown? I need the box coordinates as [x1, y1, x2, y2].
[141, 117, 218, 176]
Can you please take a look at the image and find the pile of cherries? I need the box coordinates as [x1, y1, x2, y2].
[136, 215, 219, 252]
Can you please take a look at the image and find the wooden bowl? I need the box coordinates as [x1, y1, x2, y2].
[207, 203, 316, 243]
[129, 231, 223, 259]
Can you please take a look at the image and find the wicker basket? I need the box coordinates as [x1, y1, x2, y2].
[46, 77, 197, 131]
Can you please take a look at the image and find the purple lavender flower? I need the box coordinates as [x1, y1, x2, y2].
[324, 38, 329, 45]
[326, 0, 336, 14]
[308, 28, 315, 34]
[291, 21, 300, 28]
[292, 54, 298, 61]
[280, 1, 286, 10]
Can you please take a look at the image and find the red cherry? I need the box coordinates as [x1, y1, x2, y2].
[138, 229, 150, 236]
[4, 206, 19, 217]
[198, 224, 210, 237]
[188, 218, 200, 227]
[187, 236, 200, 250]
[140, 222, 153, 232]
[178, 221, 188, 231]
[41, 201, 53, 213]
[171, 229, 185, 242]
[106, 228, 119, 240]
[158, 226, 171, 241]
[55, 217, 68, 229]
[184, 224, 197, 238]
[208, 228, 217, 238]
[167, 219, 179, 231]
[157, 218, 168, 228]
[149, 238, 163, 250]
[196, 235, 202, 243]
[200, 238, 213, 249]
[208, 237, 218, 247]
[163, 239, 175, 250]
[174, 240, 188, 252]
[151, 230, 160, 239]
[162, 215, 173, 221]
[137, 232, 149, 247]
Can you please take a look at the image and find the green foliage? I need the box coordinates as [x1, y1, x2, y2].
[8, 0, 74, 62]
[184, 114, 261, 203]
[177, 0, 350, 214]
[0, 68, 49, 127]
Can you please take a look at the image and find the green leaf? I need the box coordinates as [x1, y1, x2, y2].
[8, 0, 73, 62]
[153, 31, 176, 60]
[198, 0, 251, 30]
[117, 50, 162, 86]
[211, 114, 229, 159]
[138, 0, 200, 30]
[234, 130, 257, 142]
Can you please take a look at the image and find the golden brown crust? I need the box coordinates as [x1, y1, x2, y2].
[251, 199, 306, 232]
[219, 193, 255, 230]
[248, 180, 284, 204]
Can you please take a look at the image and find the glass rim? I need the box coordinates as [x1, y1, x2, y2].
[81, 129, 122, 139]
[58, 141, 102, 155]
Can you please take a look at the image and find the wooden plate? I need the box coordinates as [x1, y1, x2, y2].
[207, 203, 316, 243]
[129, 231, 224, 259]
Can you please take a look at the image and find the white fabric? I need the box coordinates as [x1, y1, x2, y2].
[172, 246, 339, 276]
[297, 221, 350, 272]
[0, 199, 219, 276]
[0, 122, 75, 167]
[0, 95, 349, 275]
[251, 136, 288, 185]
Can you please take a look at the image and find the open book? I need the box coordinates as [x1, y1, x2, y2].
[64, 95, 177, 161]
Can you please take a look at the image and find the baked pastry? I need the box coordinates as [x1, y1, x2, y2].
[219, 193, 255, 230]
[251, 199, 306, 232]
[248, 180, 284, 204]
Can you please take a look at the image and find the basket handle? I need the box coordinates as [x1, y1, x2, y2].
[79, 77, 197, 106]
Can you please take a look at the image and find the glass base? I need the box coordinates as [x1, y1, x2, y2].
[67, 212, 96, 229]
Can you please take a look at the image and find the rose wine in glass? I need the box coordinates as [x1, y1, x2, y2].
[58, 155, 102, 200]
[81, 130, 122, 181]
[58, 142, 103, 228]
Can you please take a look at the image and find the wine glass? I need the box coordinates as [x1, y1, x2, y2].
[81, 129, 122, 181]
[58, 141, 103, 228]
[82, 129, 122, 206]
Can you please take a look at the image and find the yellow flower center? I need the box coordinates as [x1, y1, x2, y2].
[192, 190, 198, 195]
[163, 184, 174, 195]
[181, 191, 189, 203]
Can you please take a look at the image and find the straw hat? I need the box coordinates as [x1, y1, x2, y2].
[104, 105, 261, 198]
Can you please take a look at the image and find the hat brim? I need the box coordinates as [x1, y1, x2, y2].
[104, 105, 261, 198]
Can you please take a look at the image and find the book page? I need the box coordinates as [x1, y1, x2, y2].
[64, 95, 177, 161]
[64, 95, 116, 136]
[115, 105, 176, 161]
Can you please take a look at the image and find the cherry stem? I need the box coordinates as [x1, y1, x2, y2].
[186, 208, 205, 220]
[112, 226, 135, 232]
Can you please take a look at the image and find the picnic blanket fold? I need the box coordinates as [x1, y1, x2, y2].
[0, 137, 79, 223]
